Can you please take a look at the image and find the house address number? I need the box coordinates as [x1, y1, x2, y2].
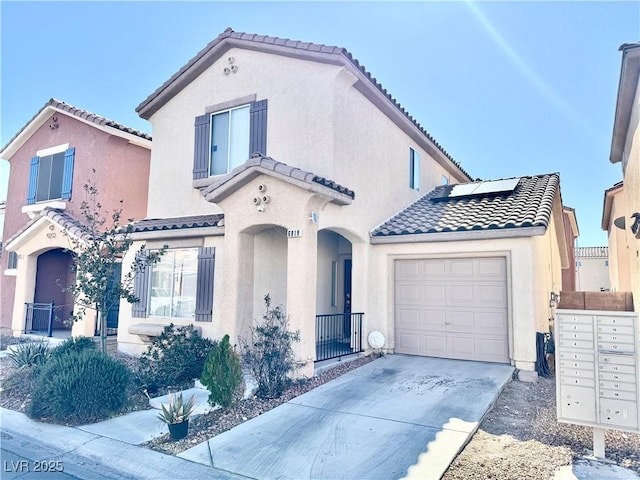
[287, 229, 302, 238]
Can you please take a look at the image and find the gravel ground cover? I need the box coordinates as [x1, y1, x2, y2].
[443, 374, 640, 479]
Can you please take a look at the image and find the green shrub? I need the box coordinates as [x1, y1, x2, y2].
[136, 324, 215, 392]
[240, 295, 301, 399]
[200, 334, 243, 408]
[28, 349, 130, 423]
[49, 336, 96, 360]
[7, 341, 50, 369]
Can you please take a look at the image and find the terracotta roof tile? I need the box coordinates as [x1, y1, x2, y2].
[372, 173, 559, 237]
[132, 214, 224, 233]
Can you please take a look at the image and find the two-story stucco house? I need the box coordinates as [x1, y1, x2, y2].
[0, 99, 152, 337]
[119, 28, 568, 378]
[603, 42, 640, 311]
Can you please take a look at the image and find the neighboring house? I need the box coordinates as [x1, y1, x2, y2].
[603, 42, 640, 312]
[602, 182, 632, 293]
[0, 99, 151, 337]
[575, 246, 610, 292]
[561, 206, 579, 291]
[119, 28, 568, 377]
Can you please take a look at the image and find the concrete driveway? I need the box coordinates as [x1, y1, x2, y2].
[179, 354, 513, 480]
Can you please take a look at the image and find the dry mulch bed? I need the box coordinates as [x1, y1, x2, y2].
[443, 373, 640, 479]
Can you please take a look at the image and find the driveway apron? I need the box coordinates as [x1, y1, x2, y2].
[179, 355, 513, 480]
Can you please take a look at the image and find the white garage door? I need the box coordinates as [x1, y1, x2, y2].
[394, 257, 509, 363]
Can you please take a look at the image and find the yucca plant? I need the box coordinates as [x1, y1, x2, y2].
[7, 341, 50, 369]
[157, 392, 196, 425]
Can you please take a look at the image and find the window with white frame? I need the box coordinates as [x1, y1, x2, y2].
[193, 99, 268, 180]
[442, 175, 449, 185]
[7, 251, 18, 270]
[148, 249, 198, 319]
[210, 105, 251, 175]
[410, 148, 420, 191]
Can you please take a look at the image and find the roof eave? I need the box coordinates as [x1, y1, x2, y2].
[609, 43, 640, 165]
[204, 166, 353, 206]
[1, 105, 151, 160]
[370, 226, 547, 244]
[601, 182, 624, 230]
[130, 226, 225, 241]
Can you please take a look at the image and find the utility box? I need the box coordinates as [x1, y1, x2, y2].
[555, 309, 639, 434]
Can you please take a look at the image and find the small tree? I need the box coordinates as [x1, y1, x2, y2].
[65, 175, 165, 353]
[240, 295, 302, 399]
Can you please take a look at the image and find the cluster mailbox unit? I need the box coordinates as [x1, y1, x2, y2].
[555, 309, 639, 456]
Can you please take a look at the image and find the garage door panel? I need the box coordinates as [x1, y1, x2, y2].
[423, 259, 446, 277]
[424, 285, 446, 304]
[476, 257, 506, 278]
[396, 260, 421, 279]
[396, 284, 421, 304]
[448, 259, 474, 277]
[422, 309, 446, 331]
[395, 256, 509, 364]
[477, 284, 507, 305]
[448, 284, 475, 305]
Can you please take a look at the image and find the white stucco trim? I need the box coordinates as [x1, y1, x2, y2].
[4, 215, 84, 252]
[4, 269, 17, 276]
[21, 201, 67, 219]
[36, 143, 69, 157]
[369, 226, 547, 244]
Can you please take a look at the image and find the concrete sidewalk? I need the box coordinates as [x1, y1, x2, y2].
[0, 406, 246, 479]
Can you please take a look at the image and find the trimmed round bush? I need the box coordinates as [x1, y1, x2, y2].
[49, 336, 96, 360]
[28, 349, 130, 423]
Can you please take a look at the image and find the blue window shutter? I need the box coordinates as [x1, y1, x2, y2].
[249, 100, 268, 156]
[131, 251, 150, 318]
[193, 114, 211, 180]
[195, 246, 215, 322]
[27, 156, 40, 204]
[61, 147, 75, 200]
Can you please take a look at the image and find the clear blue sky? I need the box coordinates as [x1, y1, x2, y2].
[1, 1, 638, 246]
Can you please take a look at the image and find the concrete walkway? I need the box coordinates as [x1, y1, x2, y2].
[179, 355, 513, 480]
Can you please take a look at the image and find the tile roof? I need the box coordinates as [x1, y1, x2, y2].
[203, 154, 355, 202]
[136, 28, 471, 180]
[132, 214, 224, 233]
[371, 173, 559, 238]
[1, 98, 151, 155]
[4, 208, 94, 248]
[576, 246, 609, 258]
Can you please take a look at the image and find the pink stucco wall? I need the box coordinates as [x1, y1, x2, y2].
[0, 112, 151, 329]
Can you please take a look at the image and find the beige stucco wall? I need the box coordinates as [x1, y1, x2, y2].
[145, 48, 465, 242]
[621, 79, 640, 311]
[607, 188, 632, 292]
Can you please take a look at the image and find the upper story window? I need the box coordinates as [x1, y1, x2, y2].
[193, 99, 267, 180]
[27, 145, 75, 204]
[210, 105, 250, 175]
[7, 251, 18, 270]
[409, 148, 420, 191]
[442, 175, 450, 185]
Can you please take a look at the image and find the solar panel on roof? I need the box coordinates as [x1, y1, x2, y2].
[472, 178, 520, 195]
[448, 183, 481, 197]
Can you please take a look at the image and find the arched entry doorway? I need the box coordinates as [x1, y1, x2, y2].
[315, 229, 362, 360]
[31, 248, 74, 333]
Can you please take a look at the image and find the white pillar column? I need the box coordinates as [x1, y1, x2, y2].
[11, 253, 37, 336]
[286, 229, 317, 378]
